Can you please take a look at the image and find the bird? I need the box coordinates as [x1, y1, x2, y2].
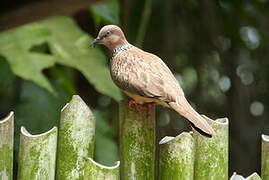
[92, 25, 216, 137]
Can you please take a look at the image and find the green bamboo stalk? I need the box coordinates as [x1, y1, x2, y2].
[262, 134, 269, 180]
[17, 126, 58, 180]
[159, 132, 194, 180]
[0, 112, 14, 180]
[56, 95, 95, 179]
[84, 158, 120, 180]
[119, 100, 156, 180]
[193, 115, 229, 180]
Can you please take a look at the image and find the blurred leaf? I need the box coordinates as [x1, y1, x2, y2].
[94, 110, 118, 166]
[0, 56, 15, 91]
[0, 25, 56, 92]
[0, 56, 16, 115]
[42, 16, 122, 101]
[49, 66, 77, 96]
[15, 81, 66, 134]
[94, 110, 114, 137]
[90, 0, 120, 26]
[0, 16, 122, 101]
[95, 132, 118, 166]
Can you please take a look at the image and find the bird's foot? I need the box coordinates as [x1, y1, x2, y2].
[128, 99, 142, 111]
[145, 102, 157, 111]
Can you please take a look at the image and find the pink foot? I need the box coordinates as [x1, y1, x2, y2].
[145, 102, 157, 111]
[128, 99, 142, 111]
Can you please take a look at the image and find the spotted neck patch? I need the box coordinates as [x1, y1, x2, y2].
[111, 44, 133, 58]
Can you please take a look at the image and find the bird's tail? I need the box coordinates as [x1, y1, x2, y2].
[169, 98, 216, 137]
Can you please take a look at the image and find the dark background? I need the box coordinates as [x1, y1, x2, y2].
[1, 0, 269, 177]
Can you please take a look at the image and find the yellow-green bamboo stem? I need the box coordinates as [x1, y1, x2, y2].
[17, 126, 57, 180]
[119, 100, 156, 180]
[0, 112, 14, 180]
[56, 95, 95, 179]
[193, 115, 229, 180]
[84, 158, 120, 180]
[159, 132, 194, 180]
[262, 134, 269, 180]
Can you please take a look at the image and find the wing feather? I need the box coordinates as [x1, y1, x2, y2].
[110, 47, 184, 103]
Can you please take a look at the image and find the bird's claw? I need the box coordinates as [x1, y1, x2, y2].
[145, 102, 157, 111]
[128, 100, 156, 112]
[128, 100, 142, 112]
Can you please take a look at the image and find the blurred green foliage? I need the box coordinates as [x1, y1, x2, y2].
[0, 1, 122, 167]
[90, 0, 120, 26]
[0, 0, 269, 176]
[0, 16, 121, 101]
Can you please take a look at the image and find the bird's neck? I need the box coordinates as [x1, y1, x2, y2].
[106, 39, 129, 51]
[111, 43, 133, 58]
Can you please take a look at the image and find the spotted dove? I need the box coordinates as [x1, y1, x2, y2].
[92, 25, 216, 137]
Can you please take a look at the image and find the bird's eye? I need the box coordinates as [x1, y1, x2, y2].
[106, 31, 110, 35]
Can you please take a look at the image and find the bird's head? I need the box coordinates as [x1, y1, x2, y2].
[91, 25, 128, 50]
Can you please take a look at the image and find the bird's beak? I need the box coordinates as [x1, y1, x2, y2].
[91, 37, 101, 47]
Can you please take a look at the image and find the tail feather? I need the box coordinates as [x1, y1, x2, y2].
[169, 98, 216, 137]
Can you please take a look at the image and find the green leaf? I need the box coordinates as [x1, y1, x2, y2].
[42, 16, 122, 101]
[0, 24, 56, 93]
[0, 16, 122, 101]
[90, 0, 120, 26]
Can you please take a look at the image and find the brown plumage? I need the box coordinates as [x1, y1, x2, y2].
[92, 25, 216, 137]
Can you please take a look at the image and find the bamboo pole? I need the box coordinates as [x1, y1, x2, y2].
[159, 132, 194, 180]
[17, 126, 58, 179]
[119, 100, 156, 180]
[56, 95, 95, 179]
[262, 134, 269, 180]
[0, 112, 14, 180]
[193, 115, 229, 180]
[84, 158, 120, 180]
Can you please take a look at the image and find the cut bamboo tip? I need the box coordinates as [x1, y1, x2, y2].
[247, 172, 262, 179]
[230, 172, 261, 180]
[87, 158, 120, 169]
[61, 95, 87, 112]
[159, 132, 192, 145]
[61, 103, 69, 112]
[262, 134, 269, 142]
[21, 126, 57, 137]
[0, 111, 14, 124]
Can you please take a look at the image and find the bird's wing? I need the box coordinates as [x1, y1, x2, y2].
[110, 47, 184, 103]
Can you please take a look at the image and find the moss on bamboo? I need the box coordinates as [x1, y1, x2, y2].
[17, 126, 58, 180]
[0, 112, 14, 180]
[84, 158, 120, 180]
[262, 134, 269, 180]
[193, 115, 229, 180]
[56, 95, 95, 179]
[119, 100, 156, 180]
[159, 132, 194, 180]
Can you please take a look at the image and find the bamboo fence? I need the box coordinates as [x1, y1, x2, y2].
[0, 95, 268, 179]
